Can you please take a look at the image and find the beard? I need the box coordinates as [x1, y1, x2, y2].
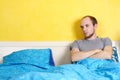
[85, 31, 95, 39]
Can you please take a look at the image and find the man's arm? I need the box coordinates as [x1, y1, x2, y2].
[90, 46, 113, 59]
[70, 48, 101, 62]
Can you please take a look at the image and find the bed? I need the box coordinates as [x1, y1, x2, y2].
[0, 41, 120, 80]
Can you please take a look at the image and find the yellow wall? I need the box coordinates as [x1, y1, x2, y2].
[0, 0, 120, 41]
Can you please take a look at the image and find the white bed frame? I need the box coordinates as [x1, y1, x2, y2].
[0, 41, 120, 66]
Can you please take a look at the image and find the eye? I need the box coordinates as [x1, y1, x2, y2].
[80, 26, 83, 29]
[85, 24, 89, 27]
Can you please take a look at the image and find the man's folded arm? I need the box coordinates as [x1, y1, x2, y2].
[70, 48, 101, 62]
[90, 46, 113, 59]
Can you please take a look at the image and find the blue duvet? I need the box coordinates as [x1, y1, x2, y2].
[0, 58, 120, 80]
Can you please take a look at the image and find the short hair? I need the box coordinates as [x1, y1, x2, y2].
[81, 15, 98, 26]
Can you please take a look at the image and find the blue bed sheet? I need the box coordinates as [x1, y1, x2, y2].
[0, 58, 120, 80]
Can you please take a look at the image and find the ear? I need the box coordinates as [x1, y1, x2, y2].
[94, 24, 97, 29]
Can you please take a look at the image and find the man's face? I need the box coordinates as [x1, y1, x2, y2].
[80, 17, 96, 39]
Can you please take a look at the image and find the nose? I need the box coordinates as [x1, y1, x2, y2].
[82, 27, 86, 32]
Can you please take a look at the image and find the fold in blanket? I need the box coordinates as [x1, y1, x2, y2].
[0, 58, 120, 80]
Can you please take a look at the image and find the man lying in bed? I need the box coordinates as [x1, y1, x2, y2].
[70, 15, 113, 62]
